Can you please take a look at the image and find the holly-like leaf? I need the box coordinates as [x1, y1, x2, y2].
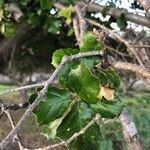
[52, 48, 77, 68]
[29, 87, 73, 125]
[44, 102, 101, 149]
[96, 68, 121, 90]
[80, 32, 102, 52]
[90, 98, 123, 118]
[68, 62, 100, 104]
[58, 5, 73, 25]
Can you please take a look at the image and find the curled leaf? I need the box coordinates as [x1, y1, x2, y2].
[99, 85, 115, 100]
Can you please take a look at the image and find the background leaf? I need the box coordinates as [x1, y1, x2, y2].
[80, 32, 102, 52]
[0, 8, 3, 22]
[43, 17, 60, 34]
[117, 13, 127, 30]
[58, 5, 73, 25]
[2, 22, 16, 38]
[40, 0, 51, 10]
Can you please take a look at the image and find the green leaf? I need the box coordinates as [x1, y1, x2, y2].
[0, 8, 3, 22]
[2, 22, 16, 38]
[98, 139, 113, 150]
[0, 23, 4, 34]
[81, 56, 100, 70]
[40, 0, 51, 10]
[102, 6, 111, 18]
[96, 68, 121, 90]
[44, 102, 101, 149]
[43, 17, 60, 34]
[67, 27, 74, 36]
[0, 0, 4, 7]
[59, 61, 79, 90]
[19, 0, 30, 6]
[29, 87, 73, 125]
[27, 13, 40, 28]
[80, 32, 102, 52]
[90, 97, 123, 118]
[117, 13, 127, 30]
[58, 5, 73, 25]
[68, 62, 100, 104]
[52, 48, 77, 68]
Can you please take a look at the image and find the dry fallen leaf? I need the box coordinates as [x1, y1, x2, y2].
[99, 86, 115, 100]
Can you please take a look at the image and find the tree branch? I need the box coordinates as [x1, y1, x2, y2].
[1, 50, 148, 149]
[107, 56, 150, 79]
[73, 16, 80, 44]
[119, 108, 143, 150]
[74, 5, 86, 42]
[86, 18, 144, 67]
[136, 0, 150, 13]
[24, 114, 101, 150]
[0, 102, 29, 118]
[0, 82, 44, 96]
[2, 107, 24, 150]
[0, 50, 104, 149]
[76, 1, 150, 28]
[5, 3, 24, 23]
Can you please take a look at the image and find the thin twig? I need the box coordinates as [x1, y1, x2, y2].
[0, 50, 148, 149]
[0, 102, 29, 118]
[0, 82, 44, 96]
[136, 0, 150, 13]
[73, 16, 80, 44]
[105, 45, 129, 57]
[24, 114, 101, 150]
[86, 18, 144, 67]
[0, 50, 104, 149]
[3, 107, 24, 150]
[76, 1, 150, 28]
[131, 44, 150, 48]
[119, 108, 143, 150]
[107, 56, 150, 79]
[74, 5, 86, 41]
[53, 2, 65, 10]
[1, 50, 150, 99]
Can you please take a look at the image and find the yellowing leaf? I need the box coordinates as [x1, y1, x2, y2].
[58, 5, 73, 25]
[0, 9, 3, 22]
[99, 86, 115, 100]
[1, 23, 5, 33]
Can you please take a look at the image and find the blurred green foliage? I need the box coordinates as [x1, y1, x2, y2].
[99, 91, 150, 150]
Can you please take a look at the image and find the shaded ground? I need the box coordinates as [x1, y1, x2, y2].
[0, 85, 150, 149]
